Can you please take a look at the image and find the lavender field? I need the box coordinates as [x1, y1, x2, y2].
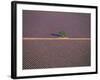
[23, 10, 91, 69]
[23, 39, 90, 69]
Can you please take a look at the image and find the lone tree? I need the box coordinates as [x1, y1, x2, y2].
[58, 31, 67, 37]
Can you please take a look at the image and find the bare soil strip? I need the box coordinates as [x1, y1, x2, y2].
[23, 38, 90, 40]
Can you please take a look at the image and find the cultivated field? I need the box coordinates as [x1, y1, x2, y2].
[23, 38, 91, 69]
